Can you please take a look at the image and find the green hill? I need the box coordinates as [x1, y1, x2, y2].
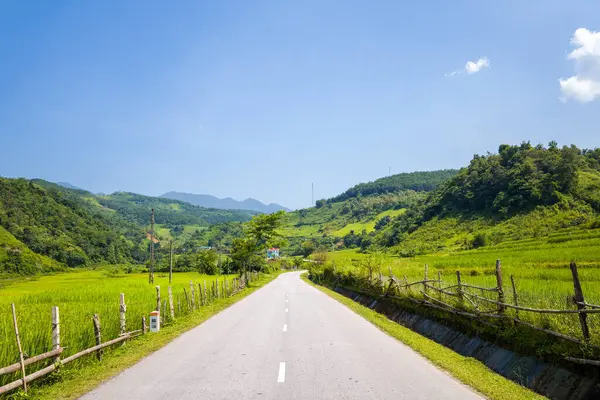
[277, 142, 600, 258]
[0, 179, 259, 275]
[0, 178, 146, 273]
[95, 192, 257, 227]
[371, 143, 600, 255]
[0, 225, 60, 276]
[324, 169, 458, 204]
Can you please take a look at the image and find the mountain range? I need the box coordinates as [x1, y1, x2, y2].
[160, 191, 290, 213]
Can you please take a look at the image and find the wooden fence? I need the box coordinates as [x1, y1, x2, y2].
[316, 261, 600, 365]
[0, 273, 256, 395]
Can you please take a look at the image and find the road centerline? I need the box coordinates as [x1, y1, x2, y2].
[277, 362, 286, 383]
[283, 324, 287, 332]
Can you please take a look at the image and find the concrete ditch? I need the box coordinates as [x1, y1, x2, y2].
[333, 286, 600, 400]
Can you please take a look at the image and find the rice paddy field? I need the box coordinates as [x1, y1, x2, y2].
[316, 230, 600, 346]
[0, 269, 235, 385]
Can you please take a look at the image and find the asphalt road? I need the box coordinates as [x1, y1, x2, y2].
[81, 271, 483, 399]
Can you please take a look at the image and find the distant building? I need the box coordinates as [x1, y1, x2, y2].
[199, 246, 212, 250]
[267, 247, 280, 259]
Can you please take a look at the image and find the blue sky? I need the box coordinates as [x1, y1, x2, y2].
[1, 0, 599, 210]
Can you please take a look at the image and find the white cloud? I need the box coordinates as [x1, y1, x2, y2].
[559, 76, 600, 103]
[559, 28, 600, 103]
[567, 28, 600, 60]
[465, 57, 490, 74]
[445, 57, 490, 77]
[444, 70, 461, 77]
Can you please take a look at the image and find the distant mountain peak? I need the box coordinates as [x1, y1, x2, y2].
[160, 191, 290, 213]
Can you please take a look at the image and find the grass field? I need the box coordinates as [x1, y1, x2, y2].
[0, 269, 235, 386]
[315, 230, 600, 346]
[332, 208, 407, 237]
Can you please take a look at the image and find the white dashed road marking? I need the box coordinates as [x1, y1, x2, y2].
[283, 324, 287, 332]
[277, 362, 286, 383]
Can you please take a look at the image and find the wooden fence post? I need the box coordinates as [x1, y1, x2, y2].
[570, 262, 590, 341]
[510, 275, 519, 320]
[51, 306, 60, 363]
[183, 288, 190, 311]
[456, 271, 463, 305]
[423, 264, 428, 295]
[495, 260, 505, 315]
[204, 280, 208, 304]
[168, 286, 175, 320]
[11, 304, 27, 393]
[119, 293, 126, 336]
[155, 286, 160, 312]
[142, 316, 147, 334]
[216, 278, 220, 299]
[190, 281, 196, 310]
[92, 314, 102, 360]
[225, 278, 229, 296]
[198, 283, 203, 305]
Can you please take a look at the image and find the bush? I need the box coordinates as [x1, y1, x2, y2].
[472, 232, 489, 248]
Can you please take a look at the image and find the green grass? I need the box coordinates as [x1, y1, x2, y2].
[2, 271, 280, 399]
[333, 221, 376, 237]
[0, 269, 246, 389]
[301, 274, 543, 400]
[332, 210, 406, 237]
[317, 226, 600, 347]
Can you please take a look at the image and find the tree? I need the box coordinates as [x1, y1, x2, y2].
[300, 240, 316, 257]
[197, 250, 218, 274]
[230, 211, 287, 279]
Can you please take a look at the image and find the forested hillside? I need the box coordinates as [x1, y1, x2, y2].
[95, 192, 257, 226]
[0, 178, 146, 274]
[371, 143, 600, 255]
[279, 172, 455, 255]
[279, 143, 600, 258]
[0, 179, 259, 276]
[323, 169, 457, 204]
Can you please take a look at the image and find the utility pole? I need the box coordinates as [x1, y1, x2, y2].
[169, 239, 173, 285]
[149, 208, 155, 284]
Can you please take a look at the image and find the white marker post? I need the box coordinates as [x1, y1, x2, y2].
[149, 310, 160, 332]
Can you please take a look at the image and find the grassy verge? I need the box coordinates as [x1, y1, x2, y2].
[10, 272, 280, 400]
[300, 273, 545, 400]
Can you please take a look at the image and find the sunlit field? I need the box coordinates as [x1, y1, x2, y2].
[0, 269, 236, 383]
